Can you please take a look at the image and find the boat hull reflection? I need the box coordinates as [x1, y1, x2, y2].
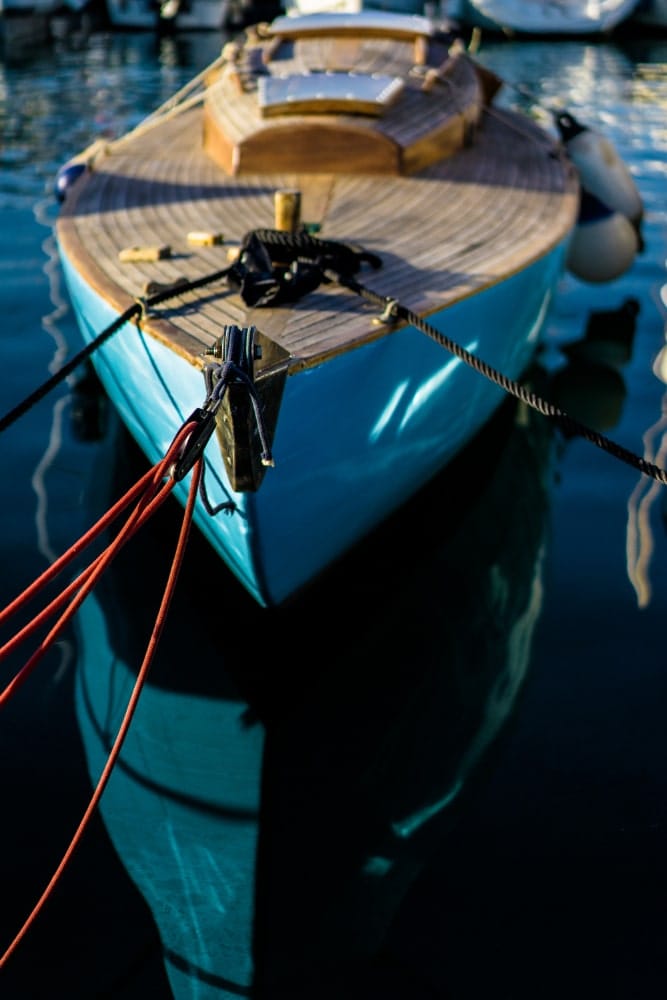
[75, 384, 555, 998]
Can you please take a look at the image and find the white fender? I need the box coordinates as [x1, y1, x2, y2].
[556, 111, 644, 227]
[652, 344, 667, 385]
[160, 0, 180, 18]
[567, 190, 639, 284]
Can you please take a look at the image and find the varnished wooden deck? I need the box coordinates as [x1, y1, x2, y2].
[56, 21, 579, 377]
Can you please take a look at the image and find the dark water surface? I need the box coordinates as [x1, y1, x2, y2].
[1, 22, 667, 1000]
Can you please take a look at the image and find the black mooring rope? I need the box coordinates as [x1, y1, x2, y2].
[0, 265, 233, 435]
[327, 269, 667, 487]
[0, 304, 141, 434]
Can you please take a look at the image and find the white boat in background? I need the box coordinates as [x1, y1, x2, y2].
[104, 0, 231, 31]
[446, 0, 641, 35]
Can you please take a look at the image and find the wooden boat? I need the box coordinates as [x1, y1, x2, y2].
[448, 0, 640, 35]
[55, 10, 629, 608]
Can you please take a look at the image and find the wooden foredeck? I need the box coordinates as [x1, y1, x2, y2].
[56, 19, 579, 376]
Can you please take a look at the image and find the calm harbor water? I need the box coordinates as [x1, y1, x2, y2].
[1, 21, 667, 1000]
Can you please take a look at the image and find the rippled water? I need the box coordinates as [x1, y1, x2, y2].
[1, 22, 666, 999]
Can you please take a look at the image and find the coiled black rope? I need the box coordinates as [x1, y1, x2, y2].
[247, 228, 383, 273]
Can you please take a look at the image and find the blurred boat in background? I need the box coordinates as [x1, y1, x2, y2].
[103, 0, 231, 30]
[0, 0, 82, 48]
[445, 0, 641, 35]
[103, 0, 280, 31]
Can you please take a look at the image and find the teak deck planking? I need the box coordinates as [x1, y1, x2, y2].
[56, 22, 579, 378]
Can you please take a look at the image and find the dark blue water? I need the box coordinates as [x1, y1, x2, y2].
[1, 22, 667, 999]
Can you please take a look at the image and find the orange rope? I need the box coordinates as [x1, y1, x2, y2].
[0, 422, 195, 705]
[0, 452, 203, 970]
[0, 477, 172, 704]
[0, 463, 156, 630]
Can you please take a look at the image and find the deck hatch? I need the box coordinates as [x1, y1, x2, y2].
[258, 71, 405, 116]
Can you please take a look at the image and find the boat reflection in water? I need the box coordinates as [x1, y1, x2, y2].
[73, 338, 631, 997]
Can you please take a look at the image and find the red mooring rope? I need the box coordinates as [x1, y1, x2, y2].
[0, 422, 201, 970]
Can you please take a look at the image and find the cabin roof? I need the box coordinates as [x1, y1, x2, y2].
[202, 24, 484, 177]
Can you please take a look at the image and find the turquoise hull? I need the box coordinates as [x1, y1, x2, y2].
[451, 0, 640, 34]
[59, 240, 567, 606]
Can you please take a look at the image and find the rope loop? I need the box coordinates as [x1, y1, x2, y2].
[204, 360, 274, 467]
